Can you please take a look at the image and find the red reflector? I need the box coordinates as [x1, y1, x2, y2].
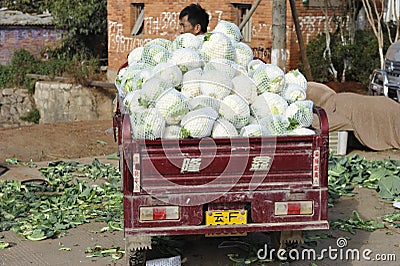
[153, 207, 166, 220]
[287, 202, 301, 215]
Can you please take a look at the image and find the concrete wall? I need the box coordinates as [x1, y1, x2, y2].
[34, 82, 115, 124]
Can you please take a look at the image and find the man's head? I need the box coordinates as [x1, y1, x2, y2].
[179, 4, 209, 35]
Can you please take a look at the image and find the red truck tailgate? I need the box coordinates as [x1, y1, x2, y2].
[125, 135, 326, 195]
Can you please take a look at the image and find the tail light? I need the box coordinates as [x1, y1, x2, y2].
[139, 206, 180, 221]
[274, 201, 313, 216]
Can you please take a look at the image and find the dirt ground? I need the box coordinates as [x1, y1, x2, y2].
[0, 119, 118, 163]
[0, 81, 399, 265]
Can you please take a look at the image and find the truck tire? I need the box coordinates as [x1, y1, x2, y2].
[128, 249, 147, 266]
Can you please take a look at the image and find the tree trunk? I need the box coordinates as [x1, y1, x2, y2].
[289, 0, 313, 81]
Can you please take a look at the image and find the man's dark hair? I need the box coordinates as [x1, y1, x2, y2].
[179, 4, 209, 33]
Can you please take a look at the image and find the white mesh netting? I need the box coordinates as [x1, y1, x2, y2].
[212, 118, 239, 138]
[200, 69, 233, 99]
[250, 92, 288, 119]
[252, 63, 285, 94]
[280, 83, 306, 103]
[259, 114, 290, 136]
[168, 48, 203, 73]
[162, 125, 183, 139]
[200, 32, 236, 61]
[188, 95, 221, 111]
[152, 62, 183, 87]
[232, 74, 257, 104]
[180, 107, 219, 138]
[130, 107, 166, 140]
[218, 94, 250, 129]
[234, 42, 254, 69]
[155, 88, 191, 125]
[285, 100, 314, 128]
[171, 33, 203, 51]
[203, 58, 238, 79]
[181, 68, 203, 99]
[142, 44, 171, 67]
[285, 69, 308, 91]
[240, 124, 270, 137]
[138, 77, 174, 108]
[212, 20, 242, 42]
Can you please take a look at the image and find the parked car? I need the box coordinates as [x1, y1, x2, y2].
[369, 40, 400, 102]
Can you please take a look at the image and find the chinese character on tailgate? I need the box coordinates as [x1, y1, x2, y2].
[181, 158, 202, 173]
[249, 156, 271, 171]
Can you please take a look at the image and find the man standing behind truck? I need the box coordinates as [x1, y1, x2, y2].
[179, 3, 209, 35]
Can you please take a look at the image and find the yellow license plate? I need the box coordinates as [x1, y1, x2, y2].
[205, 210, 247, 226]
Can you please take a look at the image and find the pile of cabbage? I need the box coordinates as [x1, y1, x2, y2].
[115, 20, 315, 140]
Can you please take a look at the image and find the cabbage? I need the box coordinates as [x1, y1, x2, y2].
[281, 83, 306, 103]
[201, 32, 236, 61]
[204, 58, 238, 79]
[152, 62, 183, 87]
[234, 42, 254, 68]
[259, 114, 290, 136]
[219, 94, 250, 129]
[251, 92, 288, 119]
[168, 48, 203, 72]
[172, 33, 203, 51]
[180, 107, 218, 138]
[252, 63, 285, 94]
[200, 69, 233, 99]
[138, 77, 173, 108]
[212, 20, 242, 42]
[130, 108, 166, 140]
[142, 44, 171, 67]
[212, 118, 239, 138]
[181, 68, 203, 99]
[240, 124, 270, 137]
[285, 69, 308, 91]
[155, 89, 190, 125]
[232, 74, 257, 104]
[285, 100, 314, 129]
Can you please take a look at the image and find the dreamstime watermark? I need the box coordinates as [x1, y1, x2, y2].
[257, 237, 397, 262]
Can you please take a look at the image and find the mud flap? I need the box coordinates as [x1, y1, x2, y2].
[279, 230, 304, 249]
[126, 235, 152, 266]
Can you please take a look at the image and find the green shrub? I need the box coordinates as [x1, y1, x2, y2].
[20, 108, 40, 124]
[346, 31, 382, 85]
[0, 49, 103, 92]
[305, 30, 387, 84]
[10, 49, 40, 87]
[0, 65, 12, 88]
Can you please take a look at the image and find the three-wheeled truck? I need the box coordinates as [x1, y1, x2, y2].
[113, 71, 330, 265]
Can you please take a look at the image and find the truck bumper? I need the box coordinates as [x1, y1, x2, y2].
[125, 220, 329, 236]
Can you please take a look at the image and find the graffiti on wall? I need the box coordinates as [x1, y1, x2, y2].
[296, 15, 346, 42]
[108, 21, 152, 54]
[0, 28, 62, 43]
[144, 12, 180, 35]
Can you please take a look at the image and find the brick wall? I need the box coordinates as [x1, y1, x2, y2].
[107, 0, 342, 79]
[0, 26, 63, 65]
